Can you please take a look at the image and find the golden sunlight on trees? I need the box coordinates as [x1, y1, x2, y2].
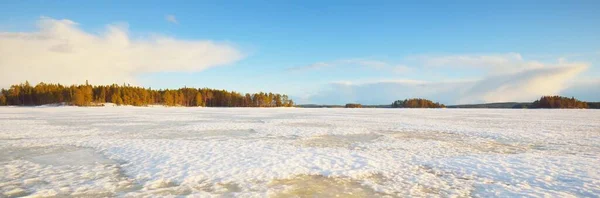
[0, 94, 6, 106]
[0, 81, 294, 107]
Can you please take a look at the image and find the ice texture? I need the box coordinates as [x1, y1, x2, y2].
[0, 107, 599, 197]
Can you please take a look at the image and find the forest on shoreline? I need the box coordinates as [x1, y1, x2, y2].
[0, 81, 294, 107]
[0, 82, 598, 109]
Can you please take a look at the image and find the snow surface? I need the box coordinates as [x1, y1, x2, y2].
[0, 107, 599, 197]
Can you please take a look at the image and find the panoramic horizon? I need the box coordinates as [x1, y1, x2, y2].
[1, 1, 599, 105]
[2, 2, 600, 198]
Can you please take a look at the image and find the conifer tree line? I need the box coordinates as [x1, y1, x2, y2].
[0, 81, 294, 107]
[391, 98, 445, 108]
[588, 102, 600, 109]
[530, 96, 588, 108]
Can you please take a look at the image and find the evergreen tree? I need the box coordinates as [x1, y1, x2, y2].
[0, 93, 6, 106]
[111, 92, 123, 106]
[195, 93, 204, 106]
[72, 88, 87, 106]
[163, 91, 175, 106]
[97, 87, 107, 103]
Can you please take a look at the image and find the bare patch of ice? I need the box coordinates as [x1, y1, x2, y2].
[299, 133, 382, 149]
[0, 146, 138, 197]
[283, 122, 332, 128]
[269, 174, 392, 198]
[387, 130, 530, 154]
[28, 148, 116, 166]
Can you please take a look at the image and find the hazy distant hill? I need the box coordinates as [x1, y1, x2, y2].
[446, 102, 532, 109]
[297, 102, 528, 109]
[295, 104, 344, 108]
[298, 102, 600, 109]
[296, 104, 391, 108]
[588, 102, 600, 109]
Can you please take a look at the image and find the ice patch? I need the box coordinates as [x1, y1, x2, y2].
[0, 146, 137, 197]
[268, 174, 391, 198]
[3, 188, 29, 197]
[28, 149, 116, 166]
[429, 154, 600, 197]
[283, 122, 332, 127]
[127, 129, 258, 140]
[387, 130, 531, 154]
[300, 134, 382, 149]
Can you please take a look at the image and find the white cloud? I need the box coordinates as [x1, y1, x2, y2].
[297, 53, 552, 76]
[298, 53, 596, 104]
[413, 53, 523, 67]
[307, 61, 590, 105]
[340, 59, 389, 69]
[391, 65, 412, 74]
[165, 15, 178, 24]
[459, 63, 587, 104]
[308, 79, 465, 105]
[289, 53, 549, 75]
[0, 17, 242, 87]
[287, 62, 331, 71]
[407, 53, 545, 74]
[287, 58, 410, 73]
[560, 78, 600, 102]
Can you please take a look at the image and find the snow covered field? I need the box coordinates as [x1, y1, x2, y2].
[1, 107, 599, 197]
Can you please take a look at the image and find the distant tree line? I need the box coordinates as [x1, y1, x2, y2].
[345, 103, 362, 108]
[447, 96, 598, 109]
[530, 96, 588, 109]
[391, 98, 445, 108]
[0, 81, 294, 107]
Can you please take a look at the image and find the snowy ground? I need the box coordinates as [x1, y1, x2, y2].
[0, 107, 599, 197]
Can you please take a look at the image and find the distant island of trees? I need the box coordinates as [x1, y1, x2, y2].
[529, 96, 588, 108]
[0, 81, 294, 107]
[391, 98, 445, 108]
[388, 96, 596, 109]
[345, 103, 363, 108]
[448, 96, 597, 109]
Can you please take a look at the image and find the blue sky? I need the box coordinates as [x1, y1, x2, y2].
[1, 1, 599, 104]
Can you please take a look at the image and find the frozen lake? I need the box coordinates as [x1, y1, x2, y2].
[1, 107, 599, 197]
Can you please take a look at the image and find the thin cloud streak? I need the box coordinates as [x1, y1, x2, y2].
[165, 15, 178, 24]
[286, 62, 331, 71]
[287, 58, 412, 73]
[306, 62, 590, 105]
[293, 53, 551, 75]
